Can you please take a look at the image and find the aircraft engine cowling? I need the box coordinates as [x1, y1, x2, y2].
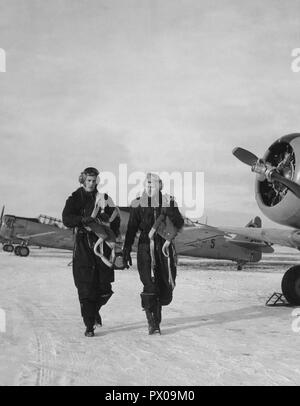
[255, 133, 300, 228]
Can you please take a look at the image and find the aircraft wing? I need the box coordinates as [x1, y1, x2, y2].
[219, 226, 300, 250]
[178, 225, 224, 246]
[16, 231, 57, 240]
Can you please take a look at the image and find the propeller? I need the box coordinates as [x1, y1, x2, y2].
[0, 205, 4, 226]
[232, 147, 259, 167]
[233, 147, 300, 199]
[270, 171, 300, 199]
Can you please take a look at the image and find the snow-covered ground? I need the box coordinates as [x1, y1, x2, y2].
[0, 247, 300, 386]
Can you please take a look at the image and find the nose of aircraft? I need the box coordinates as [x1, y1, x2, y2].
[233, 147, 300, 199]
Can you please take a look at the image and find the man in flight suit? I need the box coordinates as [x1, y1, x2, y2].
[123, 173, 184, 334]
[62, 167, 120, 337]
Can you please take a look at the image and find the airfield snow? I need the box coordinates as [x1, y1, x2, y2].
[0, 248, 300, 386]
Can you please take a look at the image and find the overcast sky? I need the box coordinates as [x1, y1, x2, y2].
[1, 0, 300, 226]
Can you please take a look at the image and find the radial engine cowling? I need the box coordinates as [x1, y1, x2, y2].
[255, 133, 300, 229]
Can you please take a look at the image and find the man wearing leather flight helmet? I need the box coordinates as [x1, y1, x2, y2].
[62, 167, 120, 337]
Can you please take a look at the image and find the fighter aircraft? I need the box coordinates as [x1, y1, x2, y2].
[218, 133, 300, 305]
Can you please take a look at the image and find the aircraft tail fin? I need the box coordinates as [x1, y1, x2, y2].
[229, 216, 273, 257]
[230, 216, 262, 241]
[245, 216, 261, 228]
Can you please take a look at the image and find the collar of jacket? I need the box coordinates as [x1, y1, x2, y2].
[80, 186, 98, 197]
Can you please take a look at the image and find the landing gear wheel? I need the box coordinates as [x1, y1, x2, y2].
[281, 266, 300, 305]
[3, 244, 14, 252]
[14, 245, 21, 256]
[19, 246, 30, 257]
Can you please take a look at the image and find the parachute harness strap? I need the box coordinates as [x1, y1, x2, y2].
[167, 244, 175, 290]
[91, 192, 116, 268]
[148, 207, 175, 290]
[149, 208, 157, 281]
[93, 237, 116, 268]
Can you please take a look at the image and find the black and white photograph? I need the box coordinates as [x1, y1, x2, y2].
[1, 0, 300, 388]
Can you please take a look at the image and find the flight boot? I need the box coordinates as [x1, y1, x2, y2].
[141, 293, 161, 335]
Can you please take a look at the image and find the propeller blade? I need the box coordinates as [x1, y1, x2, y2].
[0, 205, 4, 225]
[232, 147, 259, 167]
[271, 172, 300, 199]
